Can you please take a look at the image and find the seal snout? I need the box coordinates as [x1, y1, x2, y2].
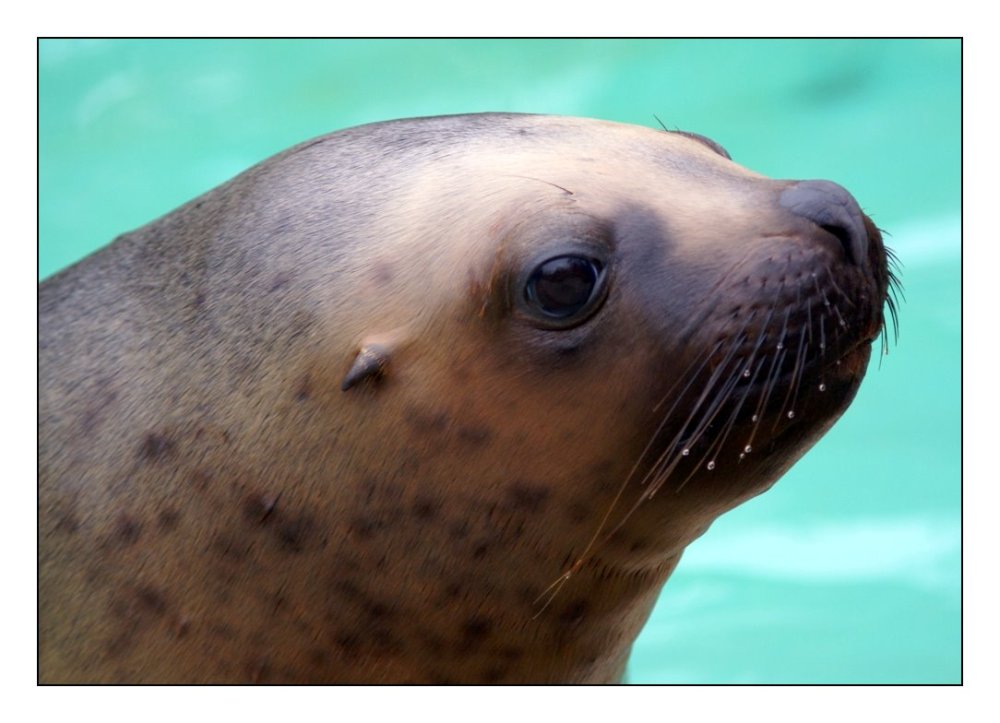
[779, 180, 869, 268]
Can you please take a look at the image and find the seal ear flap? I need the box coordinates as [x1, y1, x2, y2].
[340, 329, 409, 391]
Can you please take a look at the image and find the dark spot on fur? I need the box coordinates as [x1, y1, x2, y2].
[173, 615, 192, 638]
[295, 375, 311, 401]
[360, 478, 378, 505]
[308, 648, 329, 668]
[442, 582, 462, 600]
[372, 262, 394, 286]
[211, 533, 251, 561]
[190, 468, 213, 491]
[518, 586, 540, 606]
[111, 514, 142, 547]
[462, 616, 493, 640]
[447, 520, 470, 540]
[192, 290, 206, 309]
[136, 586, 168, 616]
[566, 502, 590, 523]
[471, 542, 490, 559]
[247, 657, 270, 683]
[269, 272, 292, 293]
[369, 625, 402, 654]
[363, 599, 394, 620]
[334, 632, 363, 660]
[104, 584, 171, 657]
[454, 615, 493, 653]
[80, 382, 118, 435]
[105, 628, 137, 658]
[628, 538, 648, 553]
[559, 599, 589, 626]
[54, 509, 80, 534]
[139, 432, 176, 462]
[457, 424, 493, 446]
[498, 645, 524, 662]
[504, 481, 550, 512]
[157, 508, 181, 532]
[277, 515, 314, 553]
[412, 496, 440, 521]
[285, 310, 316, 343]
[243, 492, 279, 523]
[348, 515, 386, 542]
[334, 579, 363, 600]
[481, 666, 507, 683]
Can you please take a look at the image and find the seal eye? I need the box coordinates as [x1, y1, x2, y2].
[524, 255, 606, 324]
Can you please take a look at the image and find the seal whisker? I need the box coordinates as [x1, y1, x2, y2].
[751, 344, 787, 444]
[709, 354, 769, 466]
[573, 328, 750, 565]
[831, 302, 848, 330]
[531, 569, 575, 619]
[670, 354, 755, 492]
[775, 324, 809, 427]
[823, 263, 855, 308]
[537, 338, 731, 606]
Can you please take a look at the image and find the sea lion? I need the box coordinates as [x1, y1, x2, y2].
[38, 113, 895, 683]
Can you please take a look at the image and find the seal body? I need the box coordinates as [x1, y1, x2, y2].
[39, 114, 893, 683]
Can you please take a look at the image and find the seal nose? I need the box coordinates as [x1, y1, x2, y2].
[779, 180, 869, 267]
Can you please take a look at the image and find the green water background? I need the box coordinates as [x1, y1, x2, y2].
[38, 39, 961, 683]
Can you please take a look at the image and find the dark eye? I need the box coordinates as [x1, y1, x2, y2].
[523, 255, 607, 324]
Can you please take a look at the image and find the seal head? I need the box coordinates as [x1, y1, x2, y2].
[39, 114, 895, 683]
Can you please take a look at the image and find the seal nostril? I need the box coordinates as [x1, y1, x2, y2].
[819, 223, 856, 266]
[779, 180, 869, 268]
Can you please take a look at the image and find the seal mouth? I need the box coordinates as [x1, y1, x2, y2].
[627, 215, 899, 505]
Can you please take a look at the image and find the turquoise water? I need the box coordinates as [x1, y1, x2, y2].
[38, 39, 961, 683]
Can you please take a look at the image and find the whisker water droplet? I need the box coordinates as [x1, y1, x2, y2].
[787, 410, 795, 419]
[818, 383, 826, 392]
[744, 445, 752, 453]
[706, 461, 716, 470]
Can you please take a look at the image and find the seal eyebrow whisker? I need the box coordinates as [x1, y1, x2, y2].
[502, 174, 575, 196]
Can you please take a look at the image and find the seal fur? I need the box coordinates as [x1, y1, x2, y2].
[39, 113, 895, 683]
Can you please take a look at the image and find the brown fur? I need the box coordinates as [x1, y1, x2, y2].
[39, 114, 888, 682]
